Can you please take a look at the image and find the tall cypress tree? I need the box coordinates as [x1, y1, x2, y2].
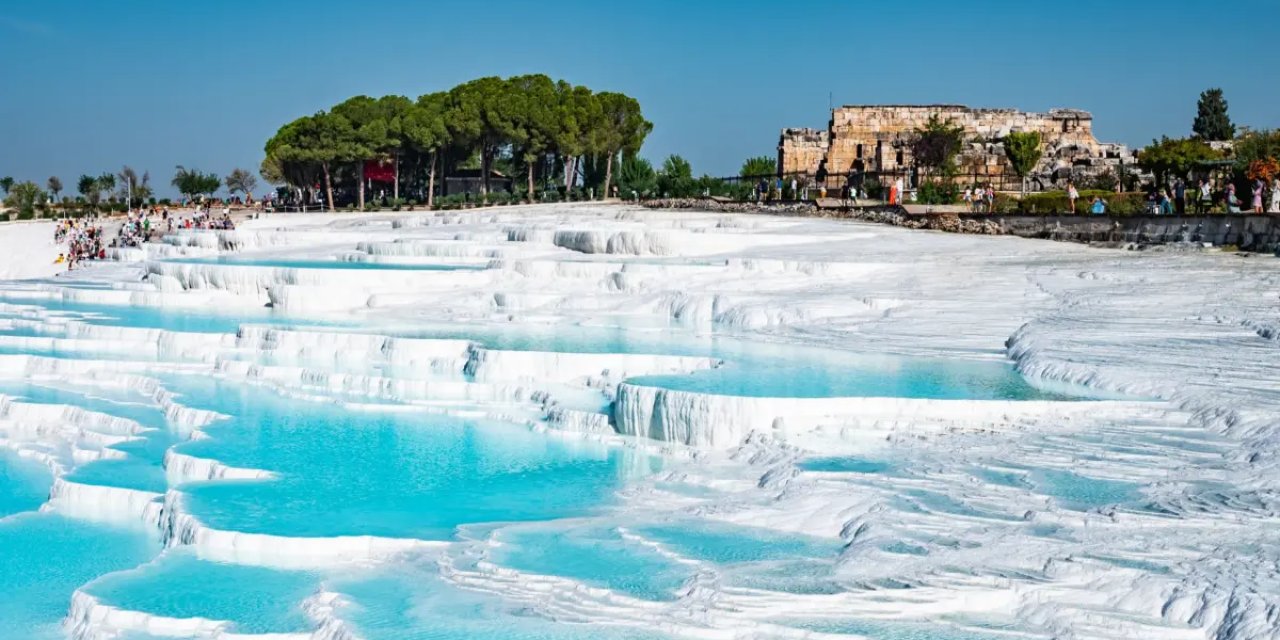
[1192, 88, 1235, 141]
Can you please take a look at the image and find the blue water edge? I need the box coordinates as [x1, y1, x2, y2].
[83, 548, 318, 635]
[168, 376, 661, 539]
[628, 355, 1066, 400]
[0, 513, 159, 640]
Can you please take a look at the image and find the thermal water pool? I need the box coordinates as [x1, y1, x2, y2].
[0, 450, 51, 517]
[0, 514, 158, 640]
[626, 353, 1063, 400]
[166, 375, 662, 541]
[0, 274, 1134, 639]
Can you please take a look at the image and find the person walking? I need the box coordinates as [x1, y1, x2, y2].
[1270, 178, 1280, 213]
[1067, 181, 1079, 214]
[1197, 179, 1212, 214]
[1226, 184, 1241, 213]
[1174, 178, 1186, 215]
[1252, 179, 1265, 214]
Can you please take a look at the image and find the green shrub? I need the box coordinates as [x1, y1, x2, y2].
[434, 194, 467, 209]
[917, 181, 959, 205]
[1108, 193, 1147, 216]
[1012, 189, 1146, 215]
[1017, 191, 1070, 214]
[992, 197, 1020, 214]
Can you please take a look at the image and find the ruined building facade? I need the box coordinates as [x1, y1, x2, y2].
[779, 105, 1136, 189]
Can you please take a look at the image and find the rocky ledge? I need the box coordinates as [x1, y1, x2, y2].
[640, 198, 819, 216]
[640, 199, 1003, 234]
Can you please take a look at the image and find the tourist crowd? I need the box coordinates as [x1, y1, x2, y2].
[748, 172, 1280, 216]
[53, 218, 107, 269]
[1130, 177, 1280, 216]
[962, 186, 997, 213]
[53, 207, 236, 271]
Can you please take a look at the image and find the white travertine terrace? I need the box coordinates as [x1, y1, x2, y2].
[1, 204, 1276, 640]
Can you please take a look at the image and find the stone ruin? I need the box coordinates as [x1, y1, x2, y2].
[778, 105, 1139, 190]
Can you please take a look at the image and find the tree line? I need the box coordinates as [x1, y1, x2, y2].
[1, 166, 262, 218]
[262, 75, 651, 210]
[1136, 88, 1278, 189]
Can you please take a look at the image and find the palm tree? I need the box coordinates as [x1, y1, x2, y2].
[739, 156, 777, 179]
[47, 176, 63, 202]
[116, 166, 152, 207]
[224, 168, 258, 200]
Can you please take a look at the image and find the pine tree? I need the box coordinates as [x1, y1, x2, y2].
[1192, 88, 1235, 141]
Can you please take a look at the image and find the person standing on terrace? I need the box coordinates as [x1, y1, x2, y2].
[1226, 184, 1241, 213]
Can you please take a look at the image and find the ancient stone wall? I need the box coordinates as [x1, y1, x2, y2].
[778, 105, 1135, 190]
[777, 128, 828, 176]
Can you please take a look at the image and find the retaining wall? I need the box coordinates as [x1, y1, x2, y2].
[972, 214, 1279, 252]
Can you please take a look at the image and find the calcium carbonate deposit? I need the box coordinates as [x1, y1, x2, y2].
[1, 203, 1277, 640]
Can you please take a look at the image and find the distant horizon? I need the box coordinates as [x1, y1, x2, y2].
[2, 0, 1277, 198]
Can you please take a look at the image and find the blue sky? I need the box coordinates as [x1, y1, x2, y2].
[2, 0, 1277, 197]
